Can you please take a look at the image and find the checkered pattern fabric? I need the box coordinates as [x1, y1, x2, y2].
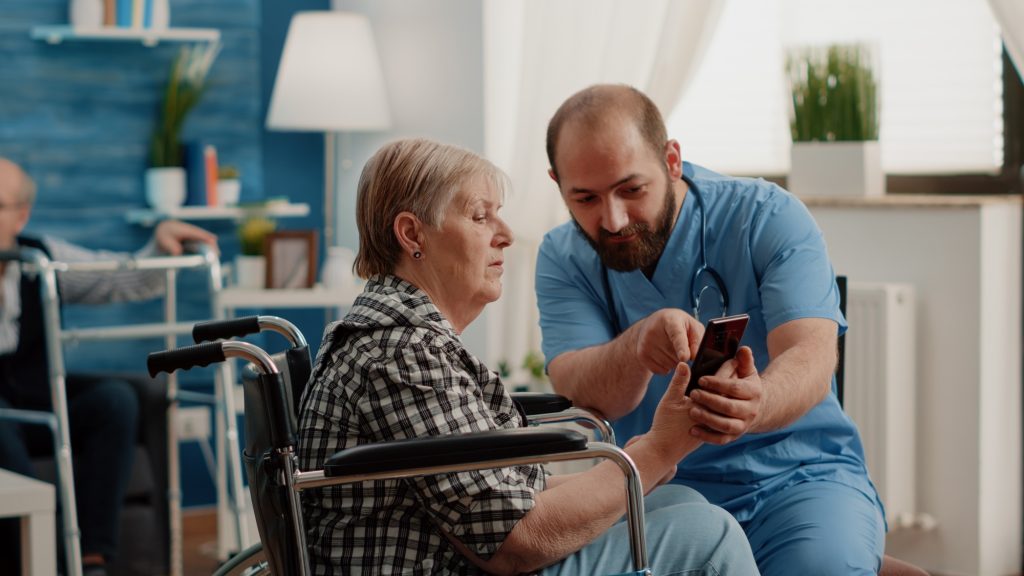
[298, 275, 545, 575]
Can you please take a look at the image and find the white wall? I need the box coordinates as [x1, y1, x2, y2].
[331, 0, 489, 356]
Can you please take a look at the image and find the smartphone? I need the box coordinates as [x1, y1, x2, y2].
[685, 314, 750, 396]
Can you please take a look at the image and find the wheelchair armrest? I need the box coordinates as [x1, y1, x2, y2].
[510, 392, 572, 416]
[324, 428, 587, 477]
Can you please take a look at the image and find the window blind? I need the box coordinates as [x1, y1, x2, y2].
[668, 0, 1003, 176]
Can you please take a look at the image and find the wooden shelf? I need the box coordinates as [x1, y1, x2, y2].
[30, 25, 220, 47]
[126, 202, 310, 226]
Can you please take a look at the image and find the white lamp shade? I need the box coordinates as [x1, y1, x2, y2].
[267, 11, 391, 132]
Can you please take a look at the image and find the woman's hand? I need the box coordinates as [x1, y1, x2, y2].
[625, 434, 676, 486]
[644, 362, 703, 464]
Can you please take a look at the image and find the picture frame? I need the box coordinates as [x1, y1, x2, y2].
[264, 230, 318, 289]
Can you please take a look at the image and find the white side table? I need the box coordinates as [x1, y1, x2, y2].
[0, 468, 56, 576]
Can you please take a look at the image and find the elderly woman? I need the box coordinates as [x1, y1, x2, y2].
[298, 138, 757, 575]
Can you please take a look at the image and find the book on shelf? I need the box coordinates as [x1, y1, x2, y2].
[132, 0, 143, 28]
[204, 145, 219, 207]
[116, 0, 132, 27]
[183, 141, 208, 207]
[104, 0, 116, 26]
[113, 0, 157, 29]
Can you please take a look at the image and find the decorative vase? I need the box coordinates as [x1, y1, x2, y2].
[321, 246, 356, 291]
[234, 255, 265, 289]
[70, 0, 103, 28]
[145, 167, 187, 212]
[788, 141, 884, 198]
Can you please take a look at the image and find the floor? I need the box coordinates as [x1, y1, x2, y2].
[182, 508, 220, 576]
[179, 513, 1024, 576]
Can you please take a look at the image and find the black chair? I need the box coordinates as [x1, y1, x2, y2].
[150, 328, 650, 575]
[836, 276, 928, 576]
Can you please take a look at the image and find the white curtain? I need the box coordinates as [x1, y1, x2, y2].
[989, 0, 1024, 77]
[483, 0, 724, 377]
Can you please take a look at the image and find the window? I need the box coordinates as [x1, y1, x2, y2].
[668, 0, 1023, 194]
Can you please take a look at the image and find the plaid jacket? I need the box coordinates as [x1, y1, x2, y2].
[298, 275, 545, 575]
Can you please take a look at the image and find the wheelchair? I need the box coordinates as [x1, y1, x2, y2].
[149, 315, 650, 575]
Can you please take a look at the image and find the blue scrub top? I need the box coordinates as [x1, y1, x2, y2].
[536, 162, 882, 521]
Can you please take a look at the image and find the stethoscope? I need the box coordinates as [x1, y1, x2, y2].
[601, 173, 729, 335]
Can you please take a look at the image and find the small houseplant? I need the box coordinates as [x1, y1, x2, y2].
[235, 216, 276, 288]
[521, 351, 546, 383]
[217, 165, 241, 206]
[496, 351, 548, 393]
[146, 42, 221, 211]
[786, 43, 883, 197]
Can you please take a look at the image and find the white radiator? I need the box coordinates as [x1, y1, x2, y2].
[844, 282, 917, 527]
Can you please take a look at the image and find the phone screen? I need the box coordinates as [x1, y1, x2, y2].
[686, 314, 750, 396]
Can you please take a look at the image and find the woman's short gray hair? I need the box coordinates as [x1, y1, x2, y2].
[354, 138, 509, 278]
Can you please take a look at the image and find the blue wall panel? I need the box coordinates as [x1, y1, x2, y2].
[0, 0, 265, 506]
[0, 0, 262, 371]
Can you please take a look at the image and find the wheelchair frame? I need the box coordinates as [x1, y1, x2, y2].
[152, 316, 650, 575]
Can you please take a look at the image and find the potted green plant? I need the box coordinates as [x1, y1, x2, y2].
[146, 42, 221, 212]
[786, 43, 883, 197]
[235, 216, 276, 289]
[217, 165, 241, 206]
[495, 351, 548, 393]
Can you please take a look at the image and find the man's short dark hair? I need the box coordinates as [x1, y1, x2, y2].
[546, 84, 668, 180]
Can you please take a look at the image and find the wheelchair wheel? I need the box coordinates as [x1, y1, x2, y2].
[213, 543, 269, 576]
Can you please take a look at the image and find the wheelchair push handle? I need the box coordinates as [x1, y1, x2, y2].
[148, 340, 279, 377]
[148, 343, 226, 377]
[192, 315, 307, 348]
[193, 316, 261, 343]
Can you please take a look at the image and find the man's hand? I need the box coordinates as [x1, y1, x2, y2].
[687, 346, 763, 445]
[154, 220, 218, 256]
[632, 309, 704, 375]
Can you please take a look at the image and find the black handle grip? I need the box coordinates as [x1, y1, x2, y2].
[0, 250, 22, 263]
[192, 317, 261, 343]
[148, 343, 226, 377]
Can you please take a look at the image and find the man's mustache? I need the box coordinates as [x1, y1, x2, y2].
[598, 223, 650, 242]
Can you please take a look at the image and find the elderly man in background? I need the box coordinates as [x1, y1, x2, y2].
[0, 157, 217, 576]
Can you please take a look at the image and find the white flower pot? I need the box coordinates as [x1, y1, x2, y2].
[788, 141, 884, 198]
[235, 255, 266, 289]
[145, 167, 187, 212]
[69, 0, 103, 28]
[216, 179, 241, 206]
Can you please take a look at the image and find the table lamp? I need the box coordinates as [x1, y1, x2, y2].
[266, 11, 391, 249]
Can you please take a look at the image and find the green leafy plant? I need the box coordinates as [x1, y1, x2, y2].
[238, 216, 276, 256]
[497, 360, 511, 380]
[522, 350, 546, 382]
[787, 44, 879, 143]
[149, 43, 222, 168]
[218, 165, 240, 180]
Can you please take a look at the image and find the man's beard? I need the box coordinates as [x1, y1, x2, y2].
[573, 179, 677, 272]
